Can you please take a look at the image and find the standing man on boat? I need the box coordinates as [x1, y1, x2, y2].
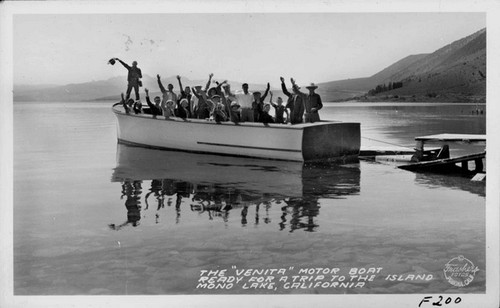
[304, 83, 323, 123]
[228, 83, 254, 122]
[191, 73, 214, 119]
[176, 75, 195, 118]
[280, 77, 305, 124]
[114, 58, 142, 101]
[157, 75, 178, 104]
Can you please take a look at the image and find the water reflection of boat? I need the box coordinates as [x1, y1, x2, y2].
[110, 144, 361, 231]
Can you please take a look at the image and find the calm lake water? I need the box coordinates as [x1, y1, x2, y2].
[13, 101, 486, 295]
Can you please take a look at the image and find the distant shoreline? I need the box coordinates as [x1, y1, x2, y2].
[14, 100, 486, 105]
[332, 94, 485, 104]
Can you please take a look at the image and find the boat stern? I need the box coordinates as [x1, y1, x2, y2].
[301, 122, 360, 163]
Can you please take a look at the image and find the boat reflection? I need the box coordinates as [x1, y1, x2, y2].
[108, 180, 143, 230]
[110, 144, 361, 231]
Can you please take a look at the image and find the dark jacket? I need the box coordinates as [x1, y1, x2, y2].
[118, 60, 142, 85]
[146, 96, 163, 117]
[176, 106, 190, 119]
[260, 112, 275, 124]
[281, 82, 305, 124]
[272, 104, 286, 123]
[306, 93, 323, 113]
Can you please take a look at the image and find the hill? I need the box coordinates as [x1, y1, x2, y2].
[13, 28, 486, 103]
[315, 54, 429, 101]
[324, 28, 486, 102]
[13, 75, 274, 102]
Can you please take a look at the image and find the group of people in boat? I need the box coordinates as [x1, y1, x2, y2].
[112, 58, 323, 124]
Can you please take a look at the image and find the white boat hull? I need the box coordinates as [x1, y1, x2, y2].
[112, 105, 360, 162]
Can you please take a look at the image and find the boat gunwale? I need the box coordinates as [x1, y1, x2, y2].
[111, 104, 357, 130]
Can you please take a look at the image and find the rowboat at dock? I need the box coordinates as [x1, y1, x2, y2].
[112, 104, 361, 162]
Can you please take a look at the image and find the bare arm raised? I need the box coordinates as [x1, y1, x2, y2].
[280, 77, 291, 98]
[261, 82, 270, 101]
[157, 74, 167, 94]
[177, 75, 185, 96]
[204, 73, 214, 92]
[116, 58, 130, 70]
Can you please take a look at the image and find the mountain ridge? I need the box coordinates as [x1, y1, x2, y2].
[14, 28, 486, 103]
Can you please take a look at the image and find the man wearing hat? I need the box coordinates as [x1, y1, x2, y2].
[304, 83, 323, 123]
[113, 58, 142, 101]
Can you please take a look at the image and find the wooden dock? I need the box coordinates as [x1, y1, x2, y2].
[414, 133, 486, 143]
[398, 151, 486, 173]
[398, 133, 486, 175]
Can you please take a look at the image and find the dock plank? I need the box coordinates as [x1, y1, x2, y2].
[415, 134, 486, 142]
[398, 151, 486, 171]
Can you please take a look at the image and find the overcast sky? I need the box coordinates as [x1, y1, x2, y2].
[13, 12, 485, 86]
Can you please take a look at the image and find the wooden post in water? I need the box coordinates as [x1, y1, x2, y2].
[474, 158, 484, 172]
[461, 160, 468, 172]
[411, 140, 425, 162]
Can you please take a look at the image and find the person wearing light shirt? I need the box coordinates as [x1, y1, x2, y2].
[157, 74, 178, 104]
[230, 83, 254, 122]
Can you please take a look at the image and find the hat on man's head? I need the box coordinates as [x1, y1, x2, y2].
[306, 83, 318, 90]
[230, 101, 240, 108]
[211, 94, 221, 100]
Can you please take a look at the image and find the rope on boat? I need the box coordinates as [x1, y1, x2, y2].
[361, 136, 415, 150]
